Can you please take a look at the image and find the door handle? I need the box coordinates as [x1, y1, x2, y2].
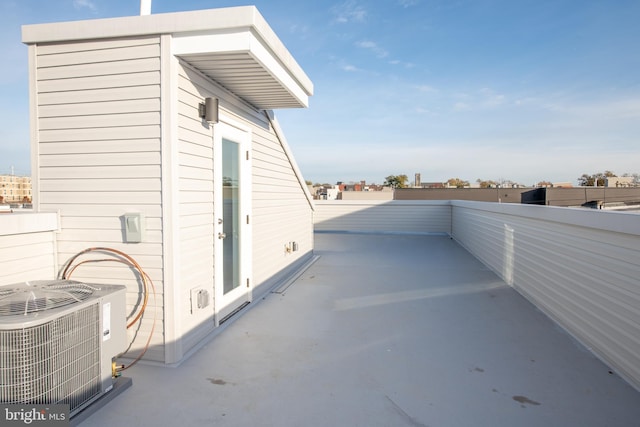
[218, 232, 226, 239]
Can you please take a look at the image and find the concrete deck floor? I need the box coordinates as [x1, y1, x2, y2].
[82, 232, 640, 427]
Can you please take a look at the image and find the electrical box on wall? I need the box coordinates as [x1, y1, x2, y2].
[123, 213, 145, 243]
[284, 241, 300, 254]
[190, 288, 210, 313]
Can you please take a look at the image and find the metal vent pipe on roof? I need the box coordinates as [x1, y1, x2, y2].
[140, 0, 152, 16]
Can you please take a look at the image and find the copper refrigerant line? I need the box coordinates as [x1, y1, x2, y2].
[61, 247, 156, 371]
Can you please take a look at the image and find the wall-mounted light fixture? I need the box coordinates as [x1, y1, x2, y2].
[199, 97, 219, 123]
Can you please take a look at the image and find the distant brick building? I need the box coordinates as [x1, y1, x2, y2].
[0, 175, 32, 203]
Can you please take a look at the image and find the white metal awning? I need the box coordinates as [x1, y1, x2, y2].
[173, 28, 312, 110]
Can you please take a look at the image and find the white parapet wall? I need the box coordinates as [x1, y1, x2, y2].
[0, 212, 59, 286]
[314, 200, 452, 235]
[313, 199, 640, 391]
[450, 201, 640, 391]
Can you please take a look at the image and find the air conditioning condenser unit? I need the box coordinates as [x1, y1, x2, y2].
[0, 280, 127, 417]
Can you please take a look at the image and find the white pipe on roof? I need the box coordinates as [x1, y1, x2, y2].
[140, 0, 151, 15]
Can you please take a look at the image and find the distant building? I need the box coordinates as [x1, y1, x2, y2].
[339, 181, 368, 192]
[537, 182, 573, 188]
[0, 175, 32, 203]
[606, 176, 636, 187]
[536, 187, 640, 209]
[552, 182, 573, 188]
[312, 181, 390, 200]
[312, 185, 340, 200]
[396, 187, 528, 203]
[395, 187, 640, 209]
[340, 187, 393, 201]
[416, 182, 446, 189]
[338, 181, 387, 192]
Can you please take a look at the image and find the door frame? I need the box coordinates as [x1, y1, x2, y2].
[212, 116, 252, 325]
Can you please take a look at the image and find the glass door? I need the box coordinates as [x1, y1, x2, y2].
[214, 122, 252, 323]
[222, 138, 240, 296]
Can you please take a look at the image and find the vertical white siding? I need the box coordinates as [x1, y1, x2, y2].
[314, 200, 452, 234]
[31, 36, 165, 362]
[451, 201, 640, 390]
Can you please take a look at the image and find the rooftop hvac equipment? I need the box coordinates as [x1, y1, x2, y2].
[0, 280, 127, 417]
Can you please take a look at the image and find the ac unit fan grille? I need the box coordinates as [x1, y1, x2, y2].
[0, 304, 102, 414]
[0, 281, 96, 316]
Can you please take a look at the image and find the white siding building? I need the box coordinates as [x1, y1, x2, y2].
[22, 6, 314, 364]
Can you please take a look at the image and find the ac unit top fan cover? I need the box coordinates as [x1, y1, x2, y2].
[0, 280, 122, 328]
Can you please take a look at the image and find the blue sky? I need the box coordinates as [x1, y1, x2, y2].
[1, 0, 639, 185]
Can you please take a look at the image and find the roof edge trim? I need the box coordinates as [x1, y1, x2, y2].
[22, 6, 313, 97]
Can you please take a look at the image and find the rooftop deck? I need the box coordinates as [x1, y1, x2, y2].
[81, 231, 640, 426]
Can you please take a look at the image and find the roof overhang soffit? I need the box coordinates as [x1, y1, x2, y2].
[173, 30, 312, 110]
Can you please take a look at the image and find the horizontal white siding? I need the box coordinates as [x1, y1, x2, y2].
[175, 63, 217, 354]
[180, 64, 314, 296]
[451, 201, 640, 390]
[313, 200, 452, 234]
[0, 213, 58, 286]
[251, 119, 314, 292]
[32, 36, 164, 362]
[174, 62, 314, 354]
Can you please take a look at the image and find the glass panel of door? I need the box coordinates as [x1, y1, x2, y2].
[222, 138, 240, 295]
